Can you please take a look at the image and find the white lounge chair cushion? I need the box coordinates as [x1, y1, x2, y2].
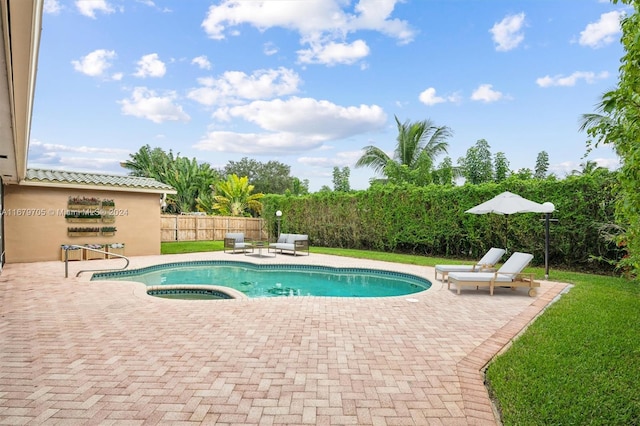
[435, 248, 505, 274]
[448, 252, 534, 283]
[447, 272, 517, 283]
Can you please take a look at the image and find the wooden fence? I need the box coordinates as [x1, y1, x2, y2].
[161, 215, 268, 242]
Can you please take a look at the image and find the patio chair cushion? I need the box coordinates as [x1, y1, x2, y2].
[226, 233, 244, 243]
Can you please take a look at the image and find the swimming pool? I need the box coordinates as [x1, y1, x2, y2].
[92, 261, 431, 298]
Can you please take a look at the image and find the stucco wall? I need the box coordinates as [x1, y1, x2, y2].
[3, 185, 161, 263]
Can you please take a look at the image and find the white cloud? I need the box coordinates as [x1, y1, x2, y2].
[133, 53, 166, 78]
[194, 131, 324, 154]
[75, 0, 114, 19]
[27, 139, 130, 170]
[490, 12, 526, 52]
[470, 84, 504, 103]
[536, 71, 609, 87]
[419, 88, 446, 106]
[579, 10, 623, 48]
[263, 42, 278, 56]
[119, 87, 190, 123]
[220, 97, 386, 138]
[187, 67, 301, 106]
[298, 39, 370, 66]
[71, 49, 116, 78]
[44, 0, 62, 14]
[201, 0, 414, 65]
[298, 151, 362, 167]
[191, 55, 212, 70]
[195, 97, 386, 154]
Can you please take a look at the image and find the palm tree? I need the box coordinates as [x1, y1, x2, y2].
[210, 174, 264, 217]
[355, 116, 452, 184]
[121, 144, 174, 180]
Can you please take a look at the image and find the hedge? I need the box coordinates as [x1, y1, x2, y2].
[262, 172, 623, 274]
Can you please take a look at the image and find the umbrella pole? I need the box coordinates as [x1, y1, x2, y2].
[505, 215, 509, 254]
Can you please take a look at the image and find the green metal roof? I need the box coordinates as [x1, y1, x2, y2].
[23, 168, 176, 193]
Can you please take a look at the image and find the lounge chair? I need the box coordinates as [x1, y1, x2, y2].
[447, 252, 539, 296]
[434, 247, 506, 282]
[223, 232, 253, 254]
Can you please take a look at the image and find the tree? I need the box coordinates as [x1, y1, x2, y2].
[458, 139, 493, 184]
[571, 160, 606, 176]
[513, 168, 533, 180]
[432, 157, 460, 186]
[534, 151, 549, 179]
[122, 145, 219, 213]
[579, 0, 638, 274]
[210, 174, 264, 217]
[332, 167, 351, 192]
[355, 115, 452, 185]
[493, 152, 510, 182]
[290, 177, 309, 196]
[121, 144, 175, 180]
[224, 157, 294, 194]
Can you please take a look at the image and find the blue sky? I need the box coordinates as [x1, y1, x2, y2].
[30, 0, 625, 191]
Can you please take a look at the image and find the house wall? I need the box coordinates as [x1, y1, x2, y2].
[3, 185, 161, 263]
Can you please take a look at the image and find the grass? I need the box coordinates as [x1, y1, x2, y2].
[161, 241, 640, 424]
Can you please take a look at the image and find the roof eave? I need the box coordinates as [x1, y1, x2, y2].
[18, 179, 177, 195]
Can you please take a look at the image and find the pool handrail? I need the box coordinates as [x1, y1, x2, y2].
[63, 244, 130, 278]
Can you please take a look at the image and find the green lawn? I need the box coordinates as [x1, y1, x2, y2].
[161, 241, 640, 424]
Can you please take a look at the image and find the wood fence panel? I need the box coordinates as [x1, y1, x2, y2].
[161, 215, 267, 242]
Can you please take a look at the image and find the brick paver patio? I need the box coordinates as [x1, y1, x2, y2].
[0, 252, 568, 425]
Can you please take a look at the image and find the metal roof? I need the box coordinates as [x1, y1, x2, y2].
[22, 168, 176, 194]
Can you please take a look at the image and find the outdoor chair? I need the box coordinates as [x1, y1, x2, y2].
[434, 247, 505, 282]
[223, 232, 253, 254]
[447, 251, 539, 296]
[268, 233, 309, 256]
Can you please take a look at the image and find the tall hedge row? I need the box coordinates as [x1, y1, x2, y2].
[262, 173, 622, 274]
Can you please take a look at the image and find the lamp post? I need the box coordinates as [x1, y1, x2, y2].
[541, 202, 556, 280]
[276, 210, 282, 237]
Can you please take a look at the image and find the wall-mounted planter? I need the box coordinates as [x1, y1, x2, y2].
[66, 217, 101, 223]
[68, 231, 99, 237]
[101, 232, 116, 237]
[101, 215, 116, 223]
[67, 227, 100, 237]
[68, 204, 99, 210]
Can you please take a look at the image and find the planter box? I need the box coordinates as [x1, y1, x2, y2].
[66, 217, 101, 223]
[84, 246, 106, 260]
[106, 245, 125, 258]
[68, 231, 99, 237]
[61, 247, 83, 261]
[101, 216, 116, 223]
[101, 231, 116, 237]
[68, 203, 99, 211]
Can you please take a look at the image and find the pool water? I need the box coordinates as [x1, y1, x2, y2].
[92, 261, 431, 298]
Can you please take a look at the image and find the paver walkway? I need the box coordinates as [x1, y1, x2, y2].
[0, 252, 568, 425]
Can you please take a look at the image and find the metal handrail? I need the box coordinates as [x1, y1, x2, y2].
[63, 244, 130, 278]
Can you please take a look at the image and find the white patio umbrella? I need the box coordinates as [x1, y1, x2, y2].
[466, 191, 555, 277]
[465, 191, 549, 215]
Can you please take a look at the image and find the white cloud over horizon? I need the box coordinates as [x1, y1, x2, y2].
[536, 71, 610, 87]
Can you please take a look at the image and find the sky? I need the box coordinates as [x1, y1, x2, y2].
[29, 0, 626, 191]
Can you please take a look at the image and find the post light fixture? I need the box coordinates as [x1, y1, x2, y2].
[541, 202, 557, 280]
[276, 210, 282, 237]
